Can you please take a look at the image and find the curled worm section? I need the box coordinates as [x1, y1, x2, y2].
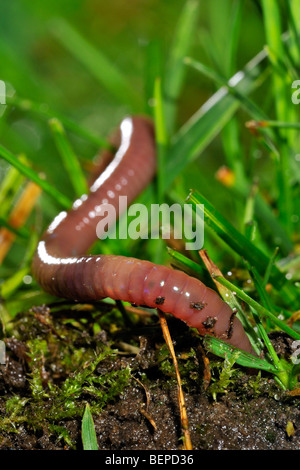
[32, 116, 254, 354]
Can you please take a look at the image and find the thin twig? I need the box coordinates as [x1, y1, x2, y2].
[157, 309, 192, 450]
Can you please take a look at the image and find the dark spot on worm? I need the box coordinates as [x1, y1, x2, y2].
[202, 317, 217, 330]
[226, 309, 237, 339]
[155, 296, 165, 306]
[190, 301, 207, 310]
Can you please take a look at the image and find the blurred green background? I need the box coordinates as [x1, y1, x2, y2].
[0, 0, 265, 186]
[0, 0, 269, 237]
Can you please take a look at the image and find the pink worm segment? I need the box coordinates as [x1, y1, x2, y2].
[32, 116, 254, 354]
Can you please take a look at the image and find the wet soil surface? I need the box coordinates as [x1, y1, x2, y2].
[0, 304, 299, 450]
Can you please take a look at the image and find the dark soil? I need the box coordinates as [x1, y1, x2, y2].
[0, 303, 299, 450]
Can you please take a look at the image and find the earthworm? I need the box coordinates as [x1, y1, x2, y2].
[32, 116, 254, 354]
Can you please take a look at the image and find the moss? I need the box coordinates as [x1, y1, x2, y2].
[0, 307, 131, 447]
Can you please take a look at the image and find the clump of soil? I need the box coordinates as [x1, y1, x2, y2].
[0, 303, 299, 450]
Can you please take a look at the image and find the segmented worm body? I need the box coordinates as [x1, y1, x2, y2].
[32, 116, 253, 354]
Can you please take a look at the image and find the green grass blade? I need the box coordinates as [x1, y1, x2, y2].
[144, 39, 163, 116]
[0, 154, 26, 216]
[188, 189, 270, 269]
[263, 247, 280, 286]
[199, 249, 261, 354]
[185, 57, 270, 122]
[164, 48, 269, 189]
[261, 1, 294, 233]
[237, 185, 293, 255]
[167, 247, 204, 278]
[243, 183, 257, 240]
[261, 0, 289, 120]
[49, 118, 88, 197]
[0, 217, 29, 238]
[0, 144, 72, 209]
[187, 189, 299, 305]
[287, 0, 300, 64]
[51, 18, 142, 110]
[253, 194, 293, 255]
[1, 267, 30, 299]
[225, 0, 244, 76]
[247, 264, 274, 313]
[164, 0, 199, 133]
[246, 264, 284, 367]
[203, 336, 278, 373]
[1, 230, 38, 299]
[81, 403, 98, 451]
[215, 275, 300, 341]
[7, 95, 111, 149]
[153, 77, 168, 202]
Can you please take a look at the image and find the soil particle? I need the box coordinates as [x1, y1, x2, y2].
[0, 358, 27, 392]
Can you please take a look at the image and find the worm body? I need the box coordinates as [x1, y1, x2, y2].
[32, 116, 254, 354]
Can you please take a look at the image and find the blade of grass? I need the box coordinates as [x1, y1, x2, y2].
[225, 0, 244, 77]
[245, 119, 300, 184]
[184, 57, 271, 125]
[187, 56, 290, 167]
[198, 249, 261, 354]
[0, 154, 27, 216]
[216, 170, 293, 255]
[51, 18, 142, 110]
[164, 0, 199, 133]
[263, 246, 280, 287]
[0, 223, 39, 308]
[215, 275, 300, 341]
[261, 1, 290, 120]
[49, 118, 88, 197]
[250, 305, 282, 367]
[1, 227, 38, 298]
[287, 0, 300, 64]
[261, 1, 293, 233]
[188, 189, 272, 273]
[247, 120, 300, 131]
[7, 95, 111, 149]
[0, 267, 30, 299]
[0, 181, 41, 264]
[144, 39, 163, 116]
[203, 336, 278, 373]
[247, 260, 277, 330]
[243, 182, 258, 240]
[164, 48, 270, 189]
[0, 144, 72, 209]
[204, 334, 292, 390]
[151, 77, 169, 265]
[153, 77, 168, 202]
[0, 217, 29, 239]
[81, 403, 99, 451]
[167, 247, 205, 278]
[187, 189, 299, 306]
